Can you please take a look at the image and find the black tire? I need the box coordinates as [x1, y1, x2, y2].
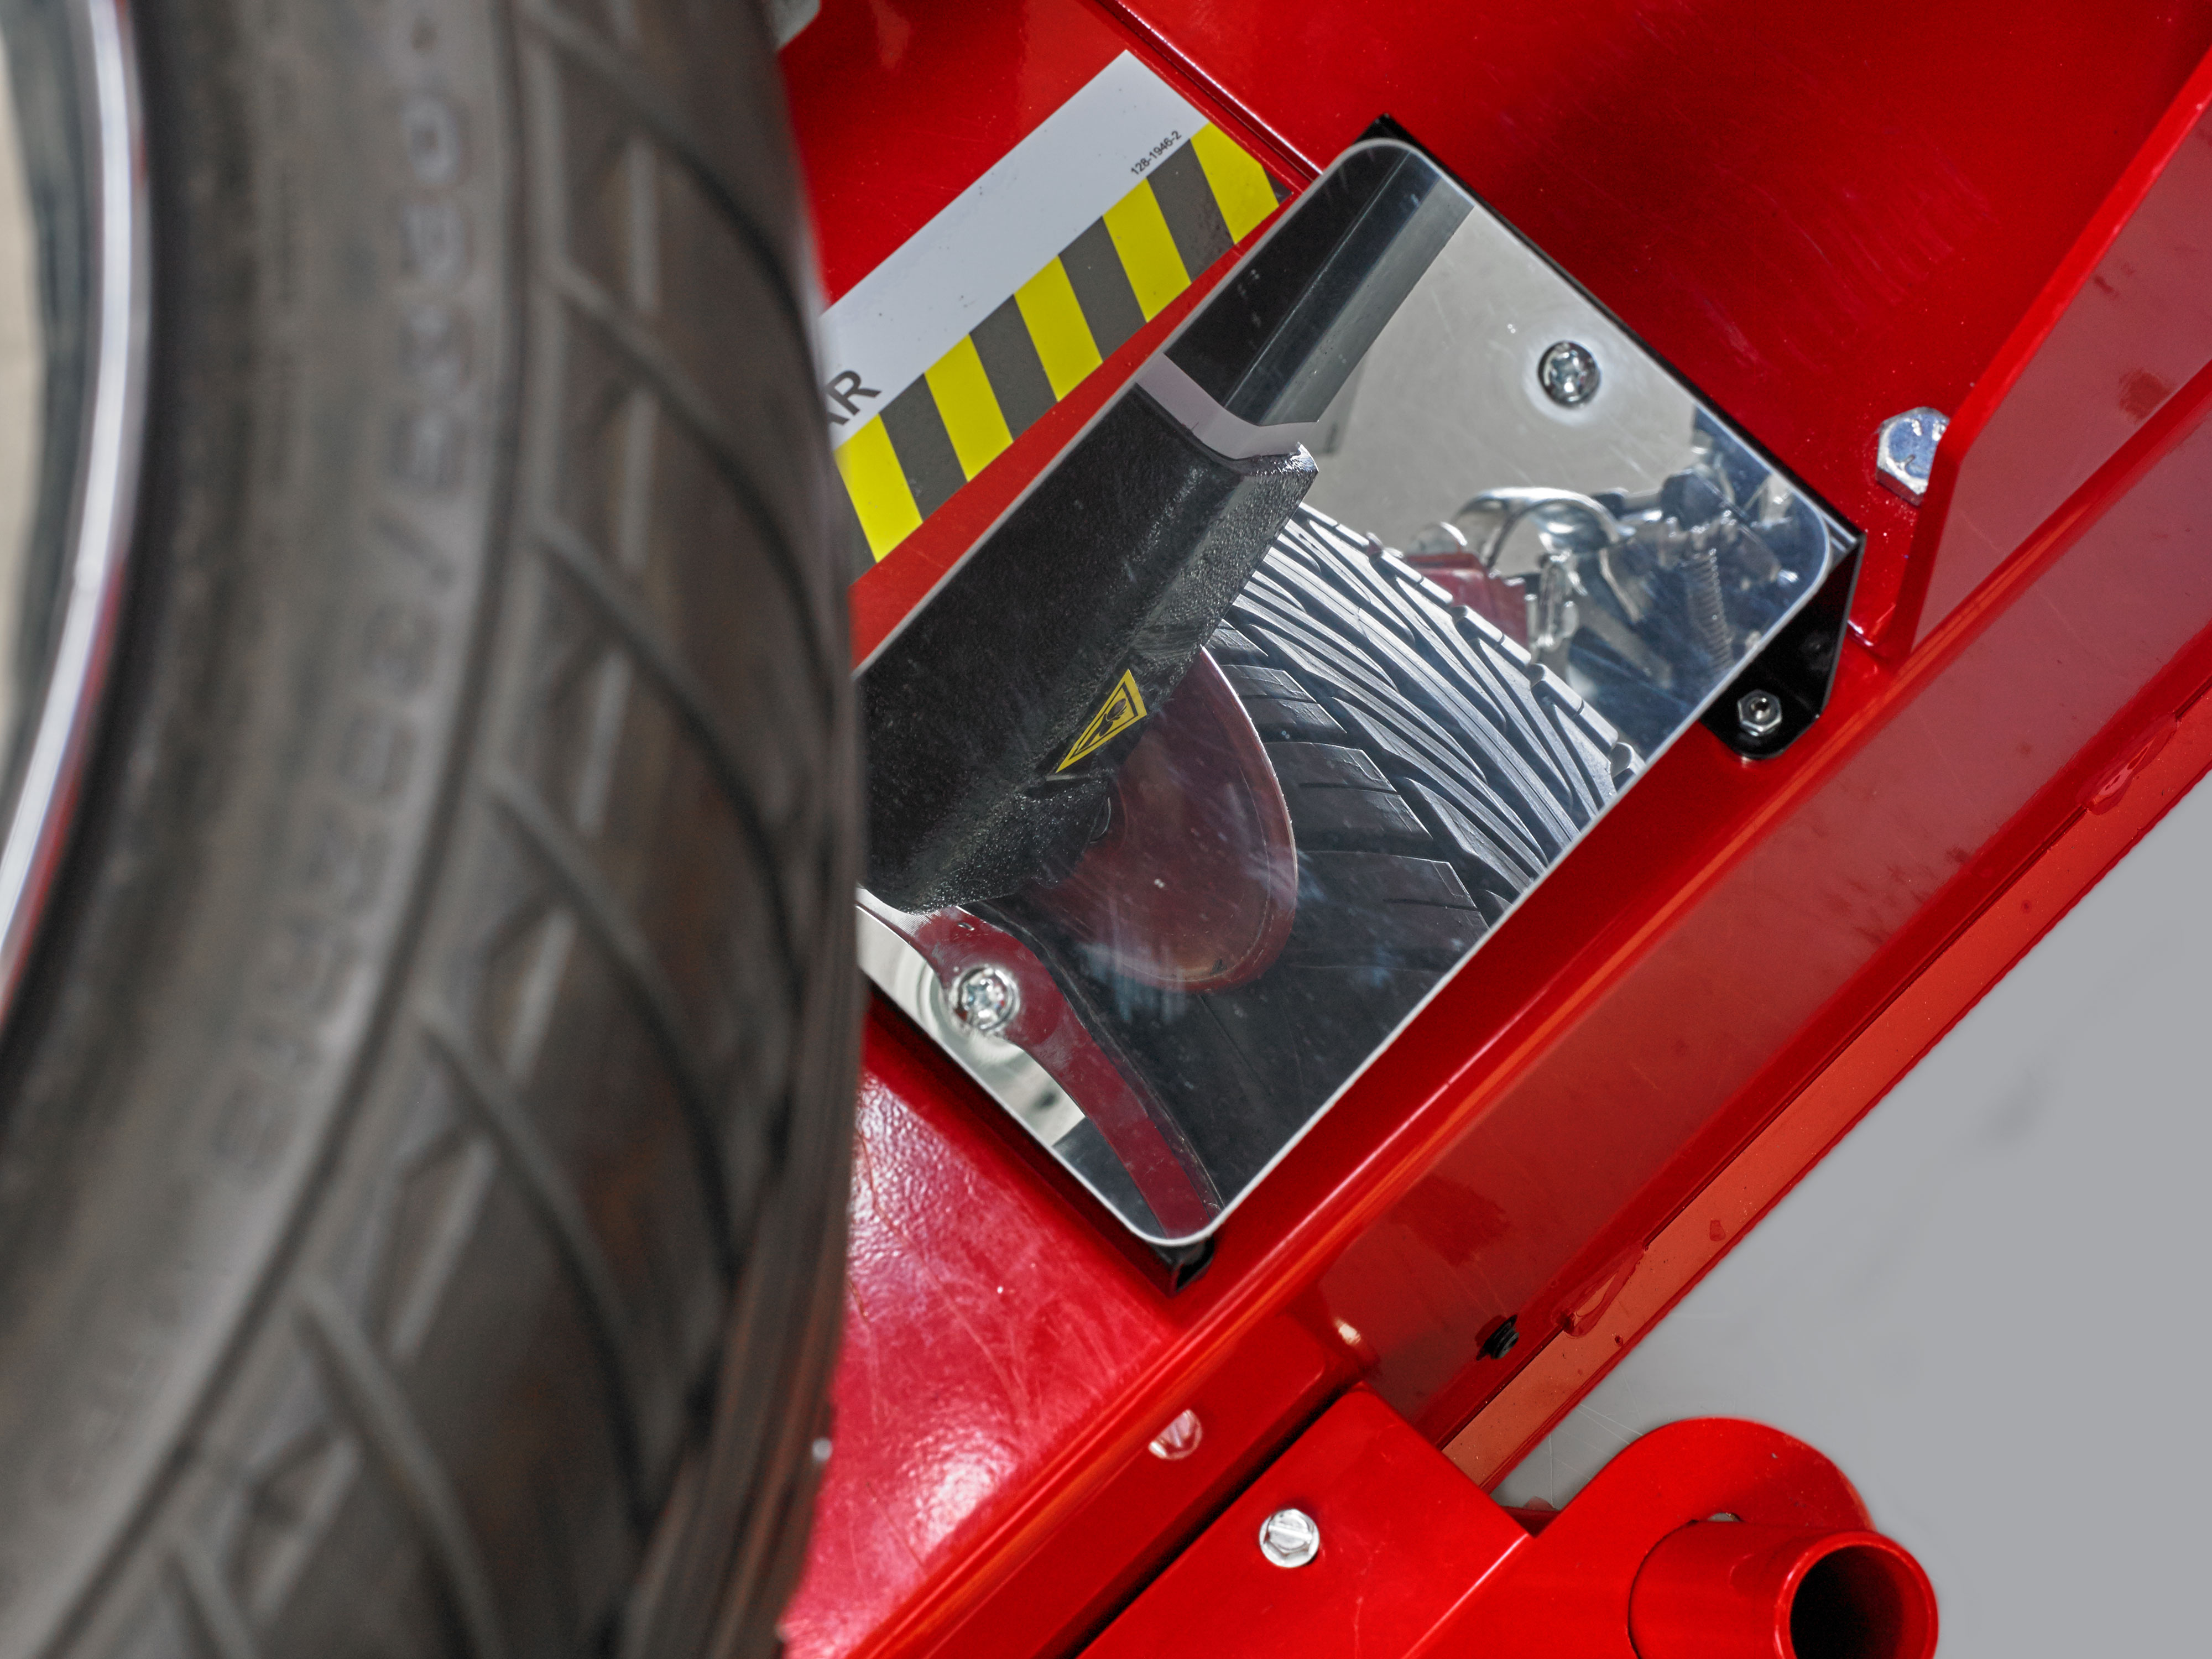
[0, 1, 855, 1657]
[1003, 505, 1629, 1202]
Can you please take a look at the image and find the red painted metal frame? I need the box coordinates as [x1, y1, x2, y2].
[1084, 1391, 1936, 1659]
[776, 6, 2212, 1657]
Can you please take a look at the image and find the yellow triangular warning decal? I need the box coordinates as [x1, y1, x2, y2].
[1056, 670, 1149, 771]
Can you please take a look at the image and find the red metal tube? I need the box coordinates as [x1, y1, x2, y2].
[1084, 1396, 1936, 1659]
[1629, 1524, 1937, 1659]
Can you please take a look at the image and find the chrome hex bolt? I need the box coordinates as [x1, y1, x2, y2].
[1736, 688, 1785, 742]
[1537, 340, 1600, 407]
[1875, 406, 1949, 502]
[951, 964, 1019, 1035]
[1258, 1507, 1321, 1568]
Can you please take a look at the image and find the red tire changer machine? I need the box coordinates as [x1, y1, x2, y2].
[775, 3, 2212, 1655]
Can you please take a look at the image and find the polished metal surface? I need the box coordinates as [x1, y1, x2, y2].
[0, 0, 147, 1024]
[856, 909, 1083, 1148]
[1257, 1507, 1321, 1568]
[1875, 406, 1948, 502]
[862, 140, 1854, 1247]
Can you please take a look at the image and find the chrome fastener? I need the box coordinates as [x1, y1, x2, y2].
[1258, 1507, 1321, 1568]
[1736, 688, 1785, 741]
[1537, 340, 1600, 407]
[1147, 1409, 1204, 1461]
[1875, 407, 1949, 502]
[951, 964, 1020, 1036]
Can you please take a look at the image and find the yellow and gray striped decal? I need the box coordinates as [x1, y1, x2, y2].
[836, 124, 1285, 562]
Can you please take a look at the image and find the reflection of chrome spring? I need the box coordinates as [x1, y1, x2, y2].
[1684, 542, 1731, 669]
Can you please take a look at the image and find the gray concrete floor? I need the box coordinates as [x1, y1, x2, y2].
[1493, 768, 2212, 1655]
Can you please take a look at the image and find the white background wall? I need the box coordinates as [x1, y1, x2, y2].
[1493, 772, 2212, 1656]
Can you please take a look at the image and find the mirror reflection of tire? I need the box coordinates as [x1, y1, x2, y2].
[1207, 510, 1629, 1142]
[1005, 507, 1629, 1203]
[0, 2, 858, 1656]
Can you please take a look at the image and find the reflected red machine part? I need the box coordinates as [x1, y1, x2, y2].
[1086, 1391, 1936, 1659]
[1402, 550, 1531, 645]
[780, 4, 2212, 1657]
[1023, 650, 1298, 994]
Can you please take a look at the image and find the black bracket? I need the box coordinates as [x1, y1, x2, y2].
[1701, 538, 1862, 759]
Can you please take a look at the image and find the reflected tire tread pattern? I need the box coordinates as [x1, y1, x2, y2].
[1066, 507, 1630, 1191]
[1215, 505, 1629, 958]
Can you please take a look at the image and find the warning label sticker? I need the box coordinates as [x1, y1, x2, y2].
[1058, 670, 1149, 770]
[821, 53, 1284, 563]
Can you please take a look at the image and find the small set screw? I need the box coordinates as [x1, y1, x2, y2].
[1537, 341, 1601, 407]
[951, 964, 1019, 1035]
[1735, 688, 1785, 742]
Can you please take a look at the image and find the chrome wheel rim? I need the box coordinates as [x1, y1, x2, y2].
[0, 0, 147, 1015]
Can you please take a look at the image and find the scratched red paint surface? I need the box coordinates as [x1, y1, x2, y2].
[778, 1025, 1173, 1657]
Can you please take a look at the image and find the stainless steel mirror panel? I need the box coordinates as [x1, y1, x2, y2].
[858, 140, 1853, 1246]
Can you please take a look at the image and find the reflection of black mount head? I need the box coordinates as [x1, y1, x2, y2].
[862, 392, 1314, 911]
[1170, 142, 1467, 426]
[860, 138, 1470, 913]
